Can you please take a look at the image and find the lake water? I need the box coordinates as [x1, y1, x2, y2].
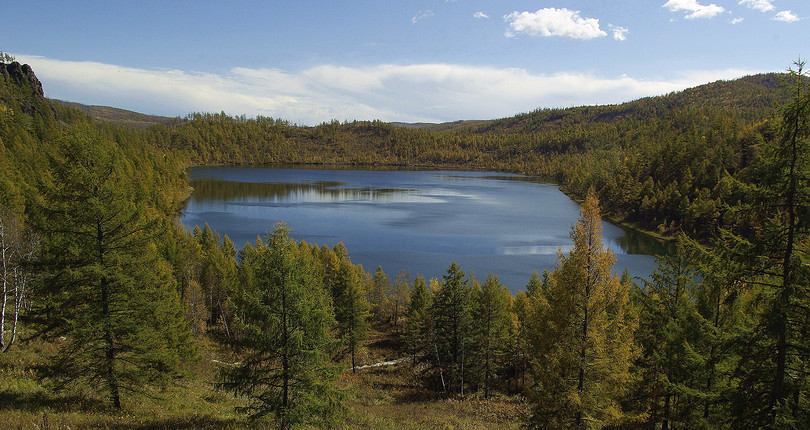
[180, 166, 665, 292]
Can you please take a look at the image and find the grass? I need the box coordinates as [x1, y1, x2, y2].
[0, 327, 528, 429]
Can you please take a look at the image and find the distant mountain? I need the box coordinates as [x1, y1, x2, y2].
[51, 100, 177, 128]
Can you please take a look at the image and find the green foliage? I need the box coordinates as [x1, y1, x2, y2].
[326, 243, 370, 372]
[30, 123, 191, 408]
[219, 224, 342, 427]
[430, 262, 473, 395]
[470, 273, 512, 398]
[712, 61, 810, 429]
[405, 275, 432, 364]
[369, 265, 391, 325]
[629, 237, 716, 428]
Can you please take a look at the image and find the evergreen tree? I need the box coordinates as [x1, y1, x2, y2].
[220, 224, 340, 428]
[718, 61, 810, 428]
[405, 275, 432, 365]
[470, 273, 512, 398]
[31, 124, 190, 408]
[431, 262, 472, 395]
[369, 265, 391, 325]
[330, 245, 369, 373]
[529, 189, 638, 429]
[630, 237, 712, 428]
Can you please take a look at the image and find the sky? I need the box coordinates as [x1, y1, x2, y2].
[4, 0, 807, 125]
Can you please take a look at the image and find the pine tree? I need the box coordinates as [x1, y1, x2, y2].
[31, 124, 190, 408]
[220, 224, 340, 428]
[529, 189, 638, 429]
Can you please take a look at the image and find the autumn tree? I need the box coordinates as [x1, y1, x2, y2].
[529, 189, 637, 429]
[329, 243, 369, 373]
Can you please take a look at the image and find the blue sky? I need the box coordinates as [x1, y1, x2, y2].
[5, 0, 807, 124]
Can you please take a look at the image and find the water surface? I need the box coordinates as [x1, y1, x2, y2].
[181, 166, 664, 291]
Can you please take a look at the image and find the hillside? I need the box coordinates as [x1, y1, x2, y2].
[472, 73, 787, 135]
[137, 72, 795, 239]
[52, 100, 177, 128]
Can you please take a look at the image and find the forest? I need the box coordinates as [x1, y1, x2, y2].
[1, 58, 809, 429]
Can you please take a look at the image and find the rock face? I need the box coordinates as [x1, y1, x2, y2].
[1, 61, 44, 98]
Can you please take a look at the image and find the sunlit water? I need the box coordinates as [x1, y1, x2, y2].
[181, 166, 666, 292]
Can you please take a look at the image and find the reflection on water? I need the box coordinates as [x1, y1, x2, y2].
[190, 179, 425, 204]
[181, 167, 665, 291]
[616, 225, 674, 257]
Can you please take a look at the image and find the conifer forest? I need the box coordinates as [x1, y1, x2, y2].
[1, 58, 810, 429]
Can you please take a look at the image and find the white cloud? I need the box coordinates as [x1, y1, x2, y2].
[609, 25, 629, 41]
[411, 10, 434, 24]
[663, 0, 726, 19]
[774, 10, 799, 22]
[504, 8, 607, 40]
[474, 11, 489, 20]
[15, 55, 762, 125]
[739, 0, 774, 12]
[730, 17, 745, 24]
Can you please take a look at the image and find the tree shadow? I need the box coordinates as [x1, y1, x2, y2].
[0, 388, 107, 413]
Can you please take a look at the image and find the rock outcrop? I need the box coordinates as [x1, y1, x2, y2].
[1, 61, 44, 98]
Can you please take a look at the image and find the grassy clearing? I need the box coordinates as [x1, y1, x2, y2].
[0, 327, 527, 429]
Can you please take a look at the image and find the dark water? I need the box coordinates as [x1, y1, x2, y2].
[181, 166, 667, 292]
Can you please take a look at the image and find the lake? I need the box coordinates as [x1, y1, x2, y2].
[180, 166, 665, 292]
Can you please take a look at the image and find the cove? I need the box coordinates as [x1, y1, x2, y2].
[180, 166, 664, 292]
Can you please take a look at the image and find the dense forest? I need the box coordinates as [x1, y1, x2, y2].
[1, 58, 809, 428]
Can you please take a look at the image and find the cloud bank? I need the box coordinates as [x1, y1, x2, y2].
[17, 55, 760, 125]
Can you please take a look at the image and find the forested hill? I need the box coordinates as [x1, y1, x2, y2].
[467, 73, 788, 135]
[1, 60, 800, 240]
[0, 61, 188, 214]
[143, 72, 795, 239]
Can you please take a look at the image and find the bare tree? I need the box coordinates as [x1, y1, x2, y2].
[1, 207, 38, 352]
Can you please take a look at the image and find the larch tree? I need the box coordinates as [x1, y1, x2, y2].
[369, 265, 391, 325]
[529, 189, 638, 429]
[431, 261, 472, 395]
[718, 61, 810, 428]
[31, 124, 191, 408]
[330, 244, 369, 373]
[631, 237, 712, 428]
[219, 224, 340, 428]
[470, 273, 512, 398]
[405, 274, 431, 365]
